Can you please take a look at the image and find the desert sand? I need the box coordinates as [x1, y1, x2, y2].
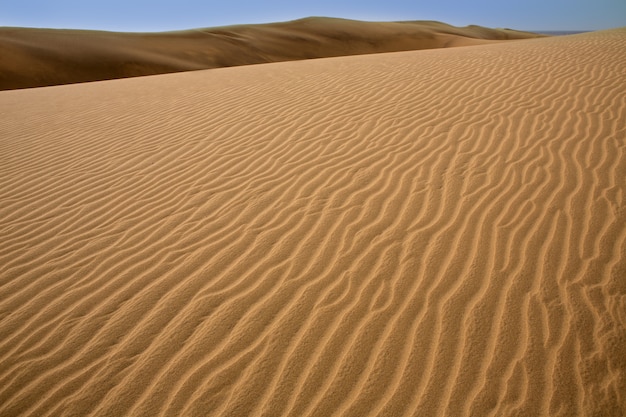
[0, 17, 543, 90]
[0, 26, 625, 417]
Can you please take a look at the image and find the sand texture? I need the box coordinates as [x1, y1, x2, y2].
[0, 17, 544, 91]
[1, 28, 625, 416]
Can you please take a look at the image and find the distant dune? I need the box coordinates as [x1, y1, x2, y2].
[0, 17, 544, 90]
[1, 27, 625, 417]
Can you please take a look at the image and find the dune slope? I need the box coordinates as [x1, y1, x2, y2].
[1, 29, 625, 416]
[0, 17, 543, 90]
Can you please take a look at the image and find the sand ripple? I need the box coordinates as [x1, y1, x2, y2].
[1, 29, 625, 416]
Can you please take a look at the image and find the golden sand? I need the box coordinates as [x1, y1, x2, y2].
[0, 28, 625, 416]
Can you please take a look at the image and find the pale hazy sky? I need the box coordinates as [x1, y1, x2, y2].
[2, 0, 625, 32]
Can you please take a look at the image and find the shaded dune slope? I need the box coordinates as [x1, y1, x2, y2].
[0, 17, 543, 90]
[1, 30, 625, 416]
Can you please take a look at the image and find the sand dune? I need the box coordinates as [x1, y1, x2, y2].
[0, 17, 544, 90]
[1, 28, 625, 416]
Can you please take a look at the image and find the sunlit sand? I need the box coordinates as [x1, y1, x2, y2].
[1, 23, 624, 416]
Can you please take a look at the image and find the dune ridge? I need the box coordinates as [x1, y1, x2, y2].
[0, 17, 544, 90]
[1, 29, 625, 416]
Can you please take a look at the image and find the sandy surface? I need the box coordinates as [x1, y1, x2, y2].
[0, 17, 543, 90]
[1, 28, 625, 416]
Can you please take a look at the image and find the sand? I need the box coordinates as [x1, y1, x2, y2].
[0, 27, 625, 417]
[0, 17, 543, 90]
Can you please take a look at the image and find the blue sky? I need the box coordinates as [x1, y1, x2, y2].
[2, 0, 625, 32]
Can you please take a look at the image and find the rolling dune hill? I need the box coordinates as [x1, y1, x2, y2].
[1, 28, 625, 416]
[0, 17, 544, 90]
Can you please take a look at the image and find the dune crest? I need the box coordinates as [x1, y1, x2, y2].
[0, 17, 543, 90]
[1, 29, 625, 416]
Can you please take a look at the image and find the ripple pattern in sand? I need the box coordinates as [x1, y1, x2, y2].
[1, 29, 625, 416]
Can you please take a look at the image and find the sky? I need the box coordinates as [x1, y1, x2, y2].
[1, 0, 625, 32]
